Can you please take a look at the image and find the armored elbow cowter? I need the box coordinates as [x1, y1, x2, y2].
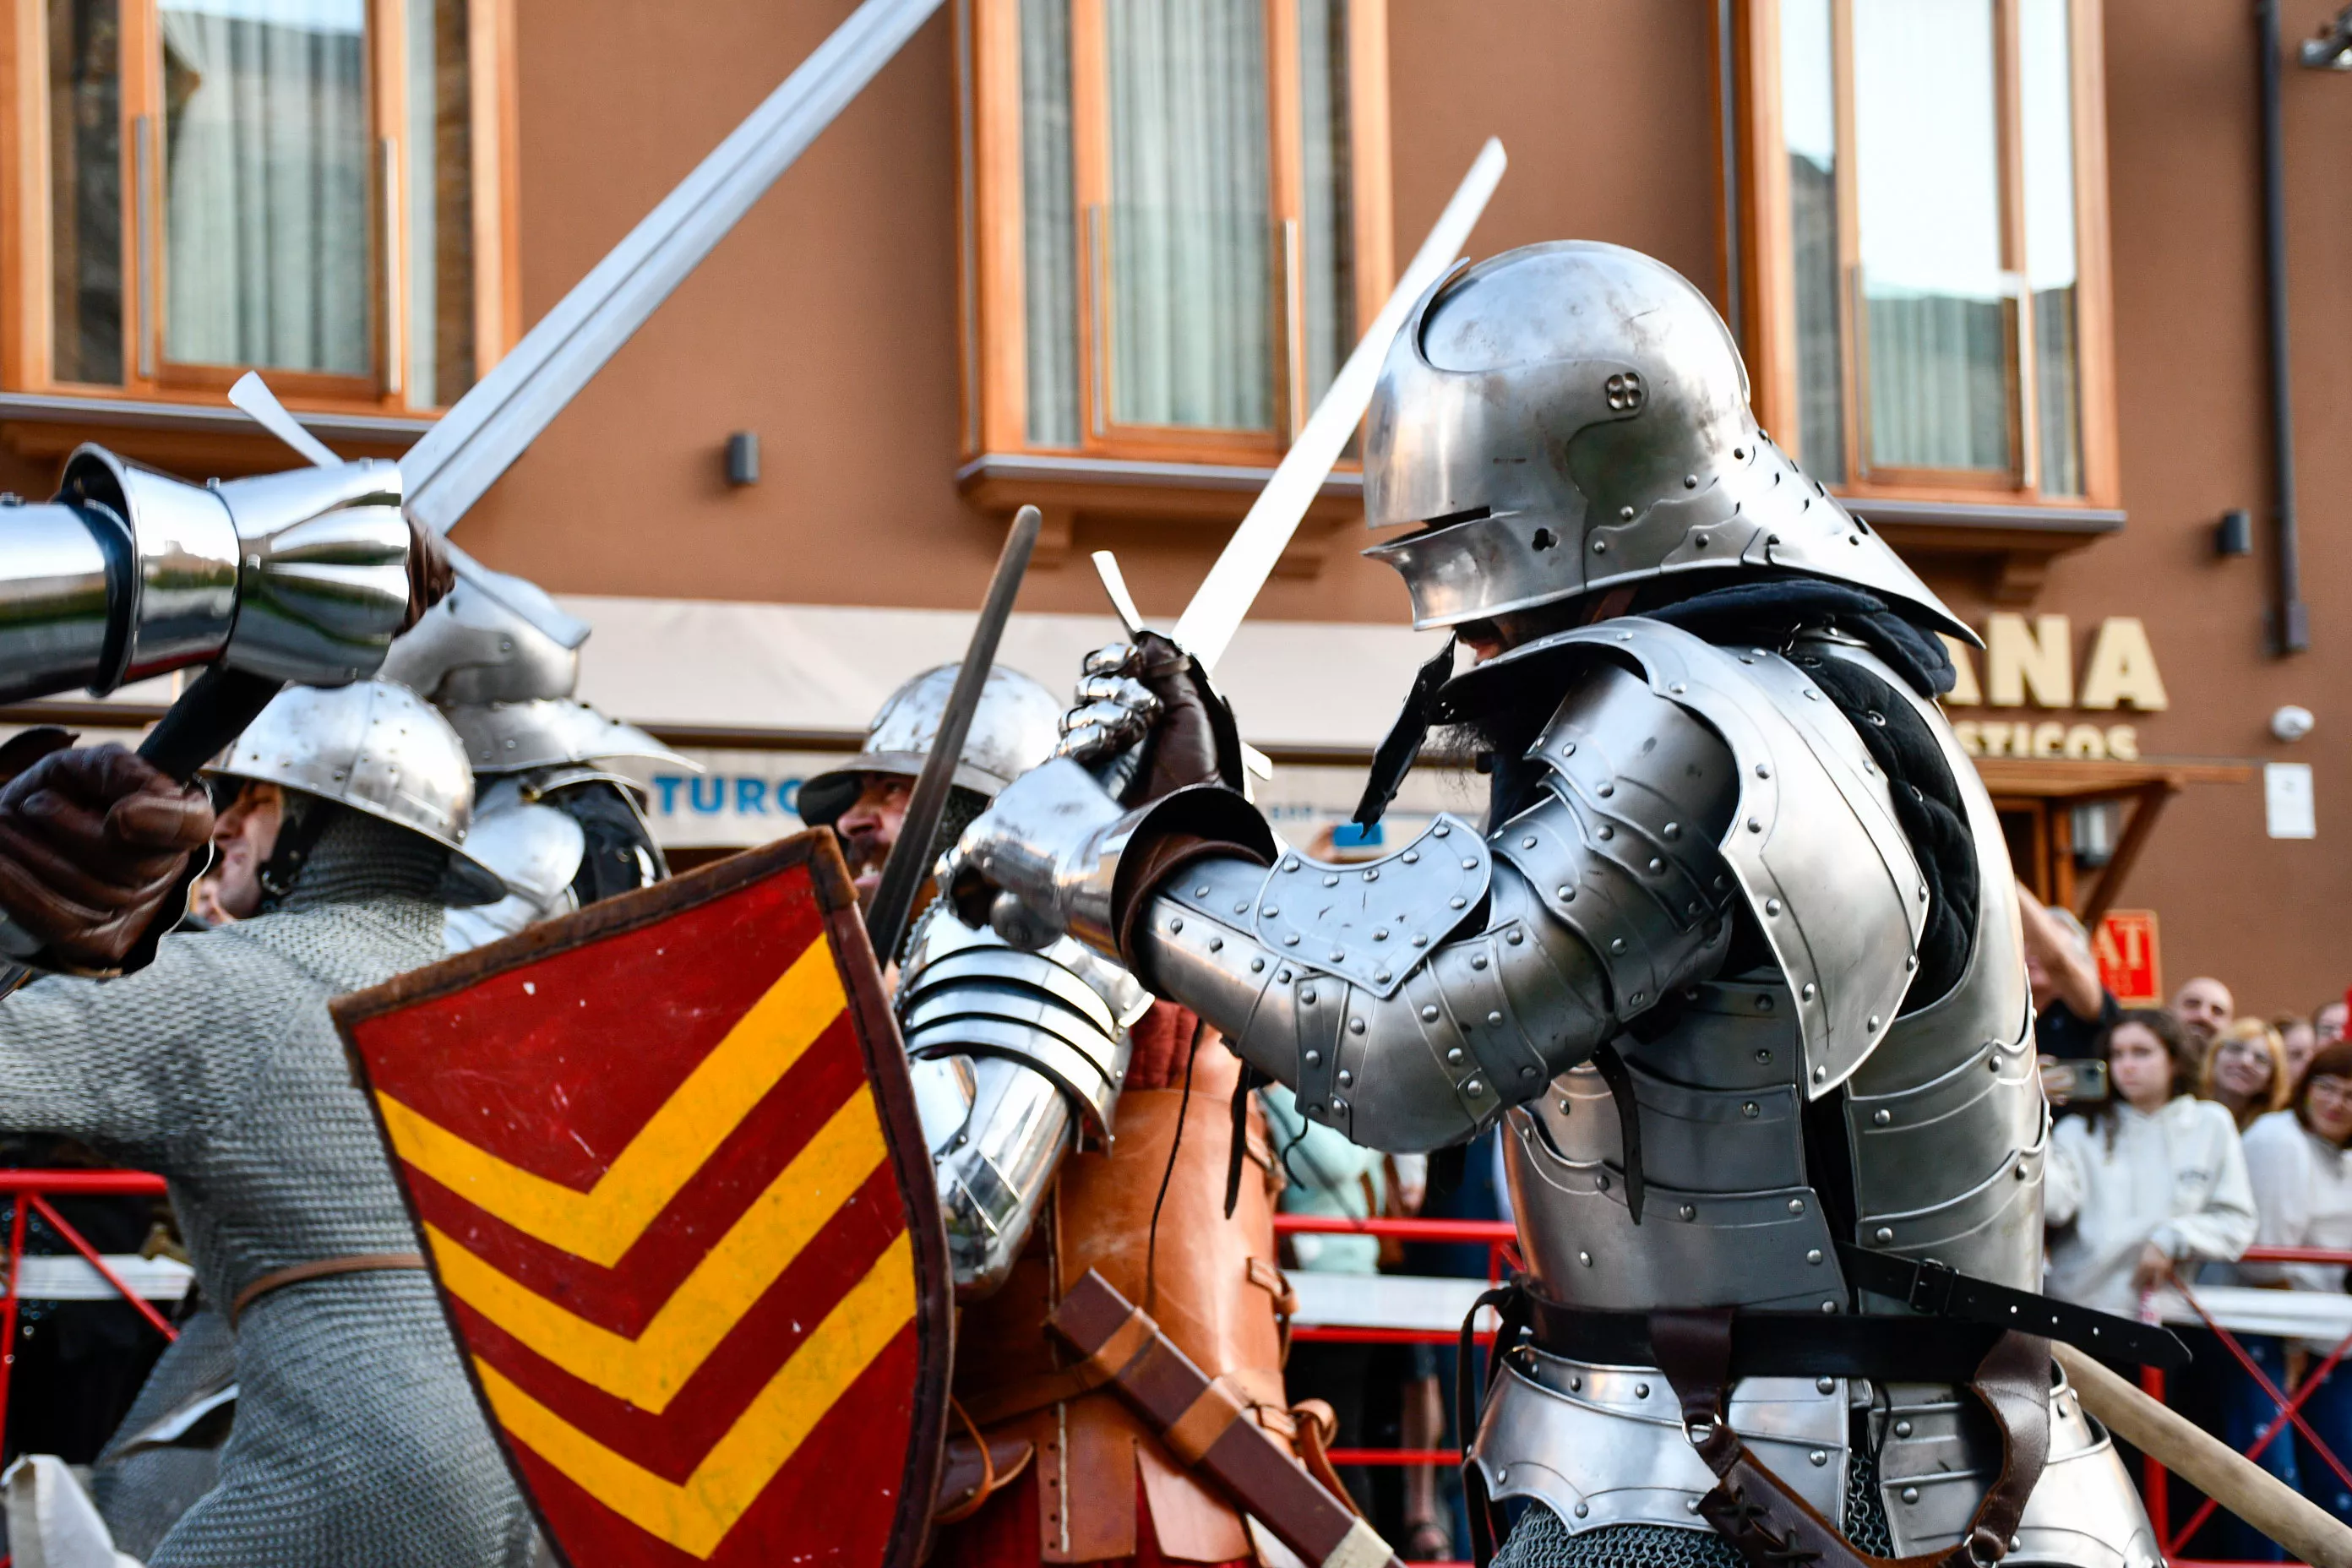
[0, 444, 411, 704]
[896, 905, 1151, 1296]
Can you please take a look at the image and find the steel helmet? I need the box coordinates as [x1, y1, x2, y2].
[1361, 240, 1969, 640]
[207, 680, 505, 906]
[378, 564, 581, 706]
[798, 664, 1063, 830]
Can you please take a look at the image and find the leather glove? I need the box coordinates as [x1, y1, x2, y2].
[1054, 632, 1229, 807]
[0, 735, 216, 972]
[403, 515, 455, 632]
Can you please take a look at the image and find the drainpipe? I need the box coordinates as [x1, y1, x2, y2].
[1717, 0, 1743, 343]
[2257, 0, 2309, 652]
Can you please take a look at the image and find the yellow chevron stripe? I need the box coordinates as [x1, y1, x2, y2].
[480, 1230, 915, 1560]
[376, 939, 846, 1266]
[427, 1089, 887, 1413]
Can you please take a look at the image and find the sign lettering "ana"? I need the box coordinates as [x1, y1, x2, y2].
[1936, 615, 2165, 761]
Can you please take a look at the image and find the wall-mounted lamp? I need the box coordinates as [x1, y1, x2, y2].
[2071, 801, 2120, 869]
[2215, 509, 2254, 556]
[724, 431, 760, 487]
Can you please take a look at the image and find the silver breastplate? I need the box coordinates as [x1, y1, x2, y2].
[1503, 632, 2042, 1312]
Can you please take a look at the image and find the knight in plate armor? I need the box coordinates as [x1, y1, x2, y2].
[379, 561, 681, 952]
[0, 679, 534, 1568]
[952, 242, 2170, 1568]
[808, 664, 1323, 1568]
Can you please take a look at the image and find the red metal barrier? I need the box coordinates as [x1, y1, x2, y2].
[0, 1168, 178, 1472]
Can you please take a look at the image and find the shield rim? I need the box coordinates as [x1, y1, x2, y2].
[329, 828, 951, 1568]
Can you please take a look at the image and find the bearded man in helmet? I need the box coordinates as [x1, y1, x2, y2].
[807, 664, 1317, 1568]
[954, 241, 2168, 1568]
[0, 679, 535, 1568]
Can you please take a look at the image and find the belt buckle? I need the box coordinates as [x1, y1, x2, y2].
[1906, 1256, 1957, 1315]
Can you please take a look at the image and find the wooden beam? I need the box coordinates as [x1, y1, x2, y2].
[2080, 779, 2176, 928]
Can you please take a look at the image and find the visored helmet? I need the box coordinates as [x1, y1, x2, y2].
[798, 664, 1063, 830]
[378, 563, 580, 706]
[1362, 240, 1969, 640]
[207, 680, 504, 906]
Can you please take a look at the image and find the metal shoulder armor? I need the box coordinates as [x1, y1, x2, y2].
[442, 777, 585, 952]
[897, 902, 1151, 1296]
[1135, 652, 1745, 1152]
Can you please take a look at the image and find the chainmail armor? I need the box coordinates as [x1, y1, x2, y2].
[0, 810, 533, 1567]
[1493, 1509, 1741, 1568]
[88, 1306, 233, 1556]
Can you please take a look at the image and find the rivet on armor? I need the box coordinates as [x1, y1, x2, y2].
[2011, 1539, 2023, 1554]
[1695, 535, 1710, 549]
[1873, 1108, 1892, 1126]
[1324, 874, 1340, 888]
[1332, 1098, 1348, 1113]
[1821, 1300, 1839, 1313]
[1895, 1420, 1914, 1438]
[1597, 825, 1614, 841]
[1684, 474, 1698, 488]
[1414, 934, 1431, 945]
[1563, 741, 1578, 755]
[1814, 1065, 1827, 1081]
[1331, 949, 1346, 962]
[1338, 1070, 1354, 1086]
[1808, 1249, 1823, 1265]
[1210, 937, 1224, 953]
[1451, 896, 1468, 910]
[1521, 1065, 1537, 1079]
[1734, 447, 1747, 460]
[1472, 955, 1489, 971]
[1558, 885, 1575, 901]
[1236, 901, 1251, 915]
[1756, 1050, 1772, 1064]
[1350, 1018, 1366, 1035]
[1169, 917, 1184, 934]
[1919, 885, 1930, 901]
[1816, 1376, 1836, 1394]
[1487, 1010, 1504, 1026]
[1686, 901, 1700, 917]
[1663, 822, 1681, 840]
[1869, 1014, 1882, 1031]
[1756, 762, 1772, 779]
[1305, 1051, 1322, 1066]
[1686, 1499, 1703, 1515]
[1571, 1375, 1584, 1391]
[1522, 836, 1538, 849]
[1766, 898, 1783, 916]
[1574, 1502, 1589, 1519]
[1905, 954, 1918, 972]
[1435, 823, 1451, 837]
[1631, 991, 1645, 1005]
[1263, 905, 1280, 917]
[1507, 929, 1524, 945]
[1598, 781, 1616, 798]
[1756, 994, 1775, 1012]
[1284, 858, 1299, 872]
[1194, 885, 1210, 897]
[1284, 934, 1300, 947]
[1278, 967, 1293, 981]
[1467, 1079, 1485, 1096]
[1375, 928, 1390, 941]
[1610, 938, 1627, 953]
[1902, 1488, 1920, 1505]
[1447, 1047, 1465, 1063]
[1876, 1227, 1896, 1244]
[1788, 1198, 1805, 1215]
[1740, 654, 1756, 664]
[1564, 1100, 1576, 1114]
[1365, 868, 1380, 882]
[2016, 1162, 2029, 1179]
[1462, 857, 1479, 869]
[1669, 682, 1686, 695]
[1802, 983, 1818, 1000]
[1647, 858, 1664, 874]
[1403, 850, 1420, 864]
[1635, 1381, 1649, 1397]
[1251, 957, 1266, 972]
[1374, 970, 1391, 984]
[1747, 818, 1762, 833]
[1742, 1102, 1760, 1118]
[1620, 506, 1636, 520]
[1810, 1451, 1828, 1467]
[1423, 1005, 1440, 1021]
[1597, 1173, 1610, 1190]
[1592, 538, 1609, 553]
[1301, 988, 1317, 1004]
[1680, 1204, 1696, 1220]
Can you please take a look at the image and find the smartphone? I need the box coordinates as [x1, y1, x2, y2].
[2040, 1058, 2110, 1104]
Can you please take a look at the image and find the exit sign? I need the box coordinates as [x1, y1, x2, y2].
[2095, 910, 2162, 1005]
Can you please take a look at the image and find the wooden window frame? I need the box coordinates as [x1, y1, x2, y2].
[1734, 0, 2117, 512]
[956, 0, 1393, 471]
[0, 0, 519, 416]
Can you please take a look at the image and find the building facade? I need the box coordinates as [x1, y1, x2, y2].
[0, 0, 2347, 1013]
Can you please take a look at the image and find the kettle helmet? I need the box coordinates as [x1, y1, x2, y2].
[798, 664, 1064, 830]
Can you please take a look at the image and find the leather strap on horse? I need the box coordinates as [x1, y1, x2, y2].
[230, 1252, 426, 1326]
[1050, 1268, 1401, 1568]
[1652, 1309, 2052, 1568]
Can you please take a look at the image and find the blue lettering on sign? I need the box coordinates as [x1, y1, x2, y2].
[653, 776, 684, 814]
[780, 778, 803, 814]
[690, 776, 726, 814]
[736, 776, 769, 814]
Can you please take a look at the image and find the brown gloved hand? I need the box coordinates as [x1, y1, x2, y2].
[403, 515, 455, 631]
[0, 740, 216, 972]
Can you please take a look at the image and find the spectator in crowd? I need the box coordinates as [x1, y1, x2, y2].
[2045, 1010, 2256, 1315]
[2021, 885, 2115, 1059]
[2241, 1041, 2352, 1525]
[2317, 998, 2348, 1049]
[2202, 1017, 2293, 1132]
[2174, 976, 2235, 1061]
[2279, 1015, 2320, 1094]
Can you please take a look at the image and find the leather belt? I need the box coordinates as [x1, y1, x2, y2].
[1832, 1242, 2188, 1369]
[230, 1252, 427, 1326]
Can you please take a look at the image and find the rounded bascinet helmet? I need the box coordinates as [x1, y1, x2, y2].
[798, 664, 1063, 830]
[206, 680, 506, 905]
[1361, 240, 1968, 640]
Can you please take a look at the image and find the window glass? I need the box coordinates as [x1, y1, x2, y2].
[1297, 0, 1352, 410]
[1103, 0, 1271, 433]
[158, 0, 372, 377]
[1779, 0, 1840, 481]
[2021, 0, 2082, 495]
[48, 0, 124, 386]
[1019, 0, 1080, 445]
[1852, 0, 2010, 474]
[406, 0, 474, 408]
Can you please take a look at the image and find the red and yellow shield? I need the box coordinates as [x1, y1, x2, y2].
[333, 831, 949, 1568]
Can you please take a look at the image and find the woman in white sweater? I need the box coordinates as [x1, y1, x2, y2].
[2241, 1040, 2352, 1523]
[2045, 1008, 2257, 1315]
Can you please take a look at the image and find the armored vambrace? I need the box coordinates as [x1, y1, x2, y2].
[897, 905, 1151, 1296]
[958, 660, 1747, 1152]
[0, 446, 412, 704]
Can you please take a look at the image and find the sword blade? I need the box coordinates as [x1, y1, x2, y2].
[1168, 137, 1506, 673]
[400, 0, 945, 536]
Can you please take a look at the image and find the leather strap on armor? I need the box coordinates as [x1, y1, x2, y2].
[1653, 1308, 2050, 1568]
[1833, 1242, 2186, 1369]
[229, 1252, 425, 1326]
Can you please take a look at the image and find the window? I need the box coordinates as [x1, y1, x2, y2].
[959, 0, 1392, 467]
[1739, 0, 2115, 506]
[8, 0, 516, 413]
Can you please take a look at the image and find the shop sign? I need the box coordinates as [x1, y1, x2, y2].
[1939, 614, 2165, 762]
[2093, 909, 2162, 1004]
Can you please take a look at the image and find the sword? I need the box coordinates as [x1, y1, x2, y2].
[145, 0, 945, 776]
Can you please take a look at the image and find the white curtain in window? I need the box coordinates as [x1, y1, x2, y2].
[1020, 0, 1081, 446]
[159, 0, 369, 376]
[1105, 0, 1271, 433]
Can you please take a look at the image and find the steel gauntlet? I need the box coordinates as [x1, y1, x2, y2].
[0, 445, 413, 704]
